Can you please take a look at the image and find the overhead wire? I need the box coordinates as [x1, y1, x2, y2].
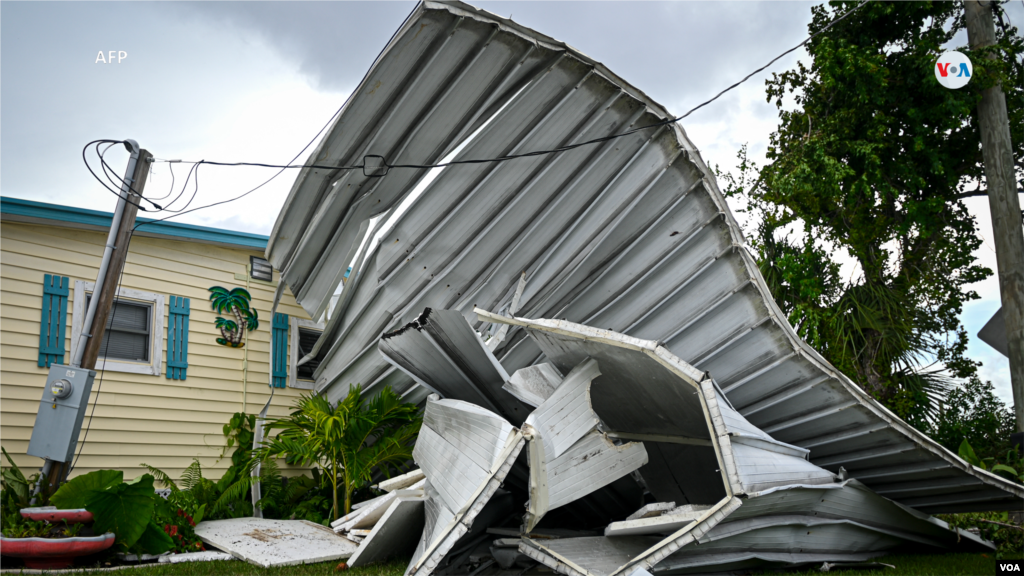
[70, 1, 867, 471]
[129, 0, 426, 231]
[81, 140, 150, 210]
[70, 0, 427, 471]
[151, 0, 871, 175]
[84, 0, 872, 235]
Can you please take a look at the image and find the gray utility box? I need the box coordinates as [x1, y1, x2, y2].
[27, 364, 96, 463]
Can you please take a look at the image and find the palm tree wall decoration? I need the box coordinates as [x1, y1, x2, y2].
[208, 286, 259, 347]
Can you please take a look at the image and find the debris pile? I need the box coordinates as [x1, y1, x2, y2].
[329, 474, 427, 567]
[369, 309, 997, 574]
[261, 1, 1024, 573]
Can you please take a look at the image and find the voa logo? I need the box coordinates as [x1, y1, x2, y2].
[935, 50, 972, 89]
[999, 559, 1023, 574]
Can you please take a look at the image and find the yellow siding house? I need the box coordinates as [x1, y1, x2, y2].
[1, 196, 323, 480]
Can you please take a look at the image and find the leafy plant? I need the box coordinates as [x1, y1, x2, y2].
[88, 474, 160, 550]
[1, 446, 36, 518]
[1, 515, 51, 538]
[49, 469, 122, 509]
[260, 385, 421, 520]
[938, 511, 1024, 558]
[931, 377, 1016, 462]
[209, 286, 258, 347]
[60, 521, 84, 538]
[146, 460, 233, 520]
[49, 470, 173, 554]
[959, 439, 1024, 484]
[158, 507, 205, 553]
[718, 0, 1024, 424]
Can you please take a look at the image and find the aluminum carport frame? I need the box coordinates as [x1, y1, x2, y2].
[266, 0, 1024, 513]
[384, 309, 992, 575]
[472, 311, 993, 576]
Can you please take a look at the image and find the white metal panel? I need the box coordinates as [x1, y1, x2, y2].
[504, 363, 563, 407]
[546, 431, 648, 510]
[525, 358, 601, 459]
[269, 0, 1023, 515]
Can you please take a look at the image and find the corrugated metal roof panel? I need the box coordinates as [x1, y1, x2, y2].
[267, 0, 1023, 514]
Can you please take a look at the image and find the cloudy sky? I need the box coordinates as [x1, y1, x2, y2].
[2, 1, 1020, 406]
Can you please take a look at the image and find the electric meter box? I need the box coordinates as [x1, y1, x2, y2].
[27, 364, 96, 463]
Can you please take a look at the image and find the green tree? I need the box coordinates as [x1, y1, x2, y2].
[932, 376, 1015, 460]
[208, 287, 259, 347]
[721, 1, 1024, 424]
[259, 386, 421, 520]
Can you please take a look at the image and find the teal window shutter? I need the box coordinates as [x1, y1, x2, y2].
[38, 274, 70, 368]
[272, 313, 289, 388]
[167, 295, 190, 380]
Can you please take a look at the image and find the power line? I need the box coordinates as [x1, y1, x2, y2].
[152, 0, 870, 176]
[69, 2, 428, 469]
[88, 0, 869, 229]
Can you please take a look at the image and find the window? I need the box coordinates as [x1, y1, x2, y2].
[289, 317, 326, 390]
[85, 294, 151, 362]
[71, 281, 164, 376]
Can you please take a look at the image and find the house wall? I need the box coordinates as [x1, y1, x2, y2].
[1, 220, 312, 480]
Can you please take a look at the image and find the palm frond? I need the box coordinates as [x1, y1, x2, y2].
[180, 459, 204, 491]
[141, 463, 180, 492]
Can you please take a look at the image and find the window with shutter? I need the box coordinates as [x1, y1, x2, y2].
[85, 294, 151, 362]
[38, 274, 70, 368]
[288, 317, 326, 389]
[295, 328, 323, 381]
[167, 296, 190, 380]
[271, 312, 289, 388]
[71, 281, 165, 376]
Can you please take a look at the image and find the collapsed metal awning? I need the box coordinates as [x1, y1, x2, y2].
[378, 309, 993, 575]
[267, 0, 1023, 517]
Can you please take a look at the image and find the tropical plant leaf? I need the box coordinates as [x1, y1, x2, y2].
[140, 463, 179, 492]
[86, 474, 157, 549]
[51, 469, 123, 509]
[991, 464, 1020, 477]
[193, 503, 207, 525]
[136, 520, 175, 555]
[259, 385, 421, 519]
[2, 447, 31, 506]
[959, 438, 981, 468]
[180, 459, 203, 491]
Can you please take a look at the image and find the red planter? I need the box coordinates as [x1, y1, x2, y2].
[20, 506, 94, 524]
[0, 533, 115, 569]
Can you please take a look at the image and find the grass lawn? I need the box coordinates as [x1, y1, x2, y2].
[0, 558, 409, 576]
[775, 552, 1023, 576]
[3, 553, 1021, 575]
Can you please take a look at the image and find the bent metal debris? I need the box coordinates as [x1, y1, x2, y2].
[263, 1, 1024, 573]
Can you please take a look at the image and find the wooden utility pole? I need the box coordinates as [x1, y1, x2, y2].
[965, 0, 1024, 433]
[48, 149, 152, 486]
[80, 150, 152, 368]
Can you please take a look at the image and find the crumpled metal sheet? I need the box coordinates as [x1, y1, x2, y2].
[473, 314, 993, 576]
[518, 357, 648, 531]
[268, 0, 1023, 514]
[406, 395, 525, 576]
[380, 309, 648, 529]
